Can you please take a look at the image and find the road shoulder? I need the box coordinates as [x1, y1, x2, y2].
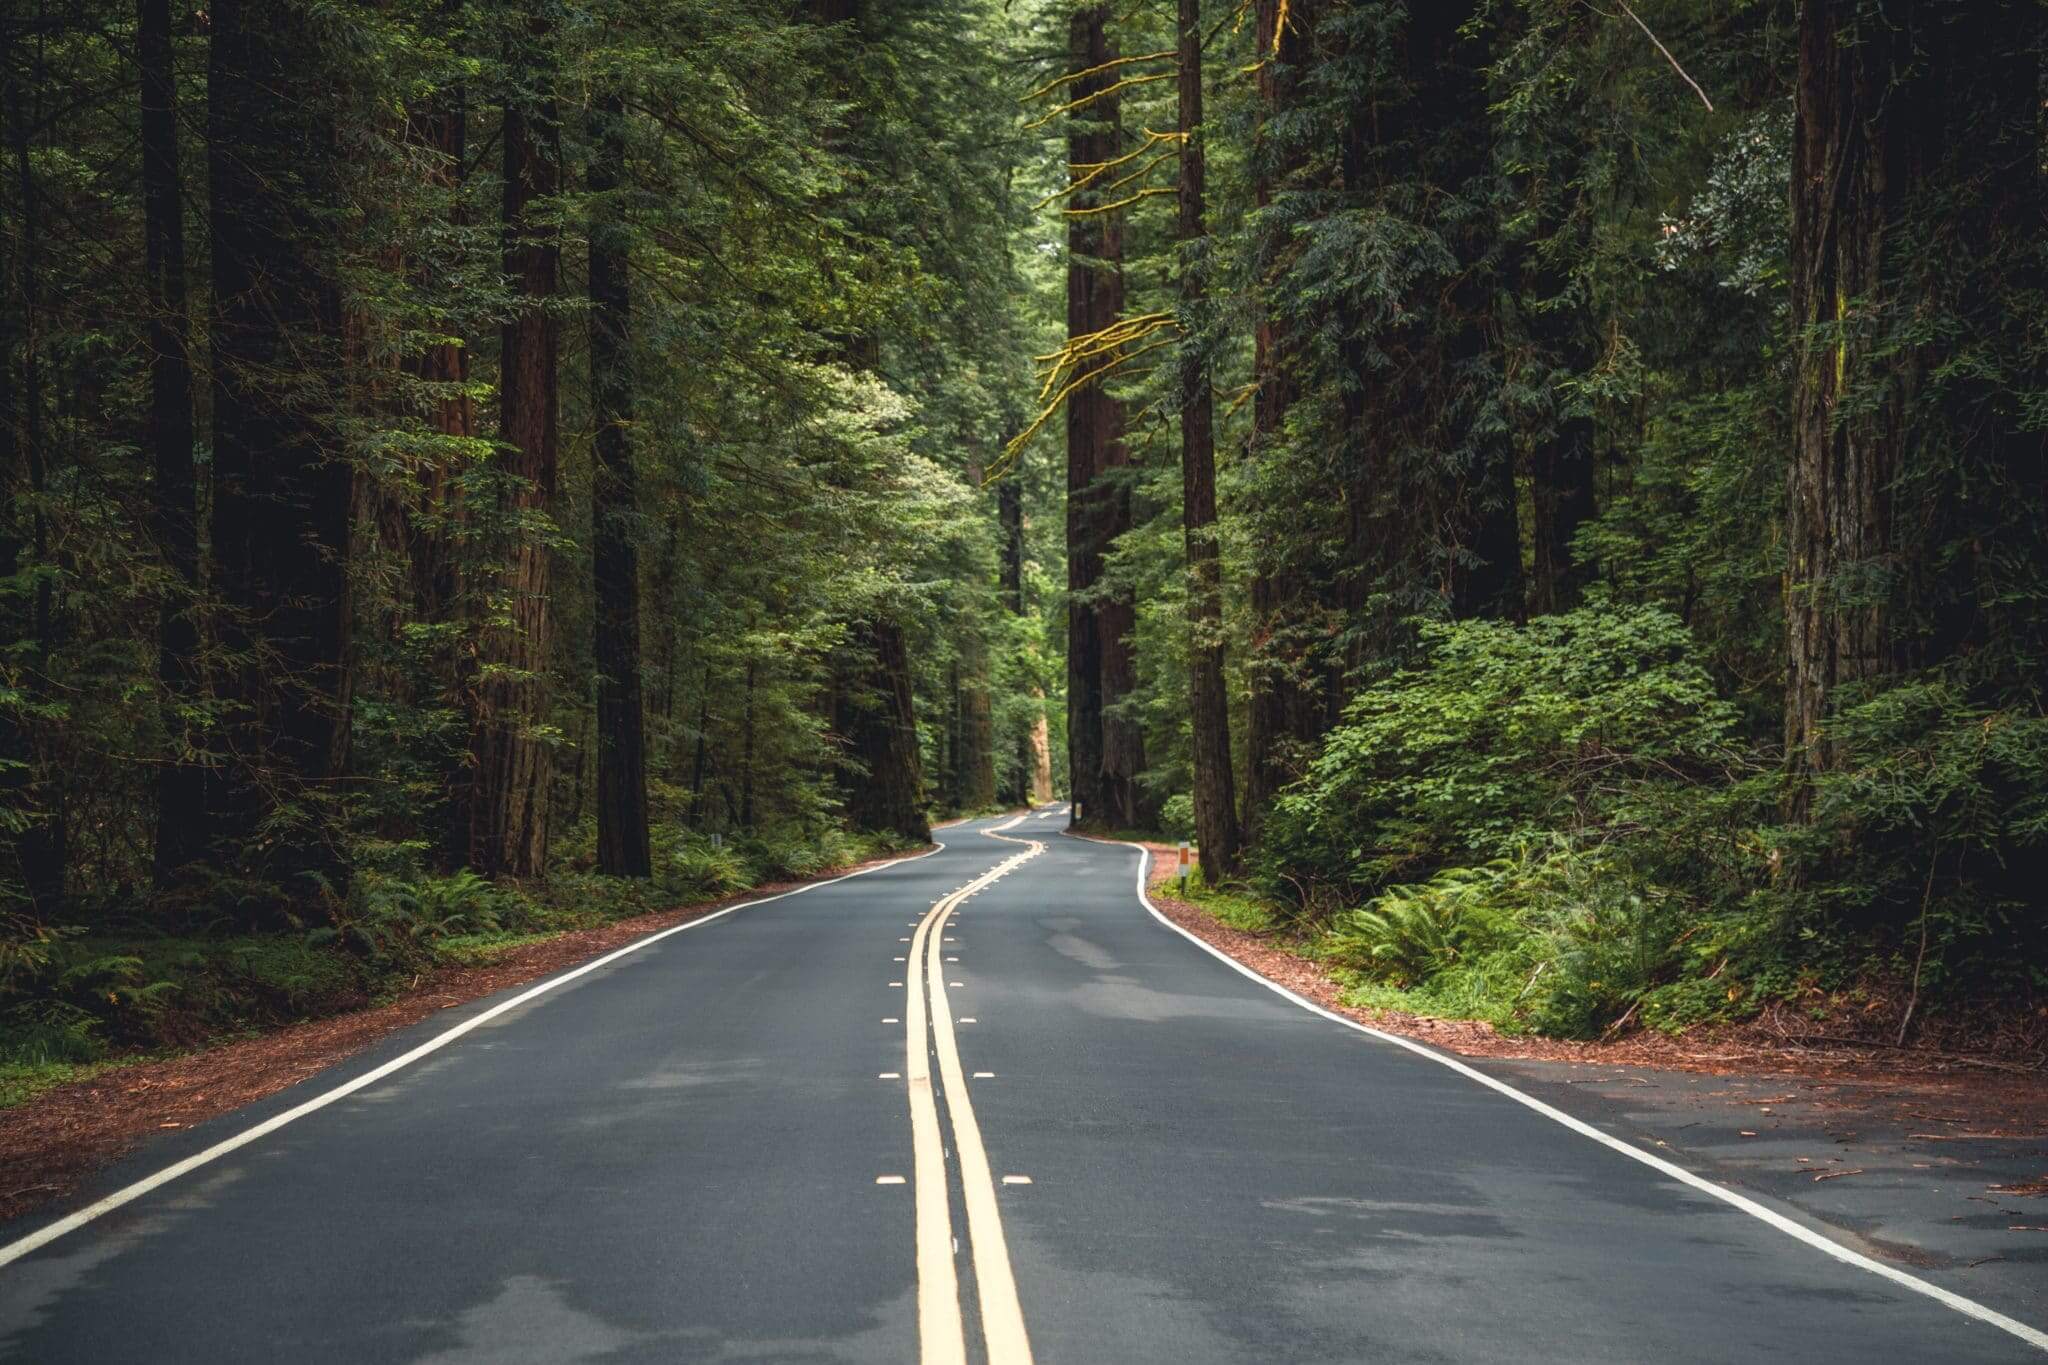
[0, 844, 938, 1230]
[1121, 837, 2048, 1331]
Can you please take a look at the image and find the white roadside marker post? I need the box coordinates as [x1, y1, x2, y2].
[1177, 841, 1191, 896]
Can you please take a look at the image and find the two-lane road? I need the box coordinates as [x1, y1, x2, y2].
[1, 809, 2040, 1362]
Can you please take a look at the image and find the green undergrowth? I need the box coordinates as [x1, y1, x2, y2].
[1166, 853, 1782, 1039]
[1151, 607, 2047, 1043]
[0, 822, 913, 1110]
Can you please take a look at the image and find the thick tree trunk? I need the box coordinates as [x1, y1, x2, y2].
[139, 0, 207, 886]
[1240, 0, 1320, 835]
[588, 89, 651, 878]
[1177, 0, 1240, 879]
[833, 620, 929, 843]
[996, 467, 1031, 807]
[206, 0, 352, 897]
[1027, 709, 1054, 803]
[1065, 5, 1150, 830]
[468, 22, 559, 878]
[1784, 0, 1909, 807]
[957, 630, 996, 812]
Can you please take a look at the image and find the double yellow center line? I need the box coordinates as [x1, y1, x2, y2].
[905, 821, 1041, 1365]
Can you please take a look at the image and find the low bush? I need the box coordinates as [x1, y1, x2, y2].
[1258, 606, 1742, 907]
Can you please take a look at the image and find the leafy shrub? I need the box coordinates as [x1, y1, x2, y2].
[654, 827, 753, 901]
[1325, 863, 1508, 987]
[1158, 794, 1196, 842]
[1259, 606, 1740, 906]
[1783, 679, 2048, 988]
[1308, 840, 1745, 1039]
[332, 868, 527, 973]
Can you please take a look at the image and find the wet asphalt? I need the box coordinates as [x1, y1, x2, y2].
[0, 808, 2038, 1363]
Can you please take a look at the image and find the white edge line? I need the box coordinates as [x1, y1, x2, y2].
[1074, 831, 2048, 1355]
[0, 841, 951, 1272]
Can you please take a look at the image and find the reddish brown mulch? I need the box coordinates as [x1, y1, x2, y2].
[1131, 842, 2048, 1133]
[0, 847, 932, 1228]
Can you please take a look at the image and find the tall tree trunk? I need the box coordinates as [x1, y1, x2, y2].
[1240, 0, 1320, 837]
[957, 629, 996, 812]
[468, 17, 559, 878]
[996, 463, 1032, 808]
[1177, 0, 1239, 879]
[833, 620, 929, 842]
[1065, 4, 1149, 829]
[588, 88, 650, 878]
[206, 0, 353, 899]
[1784, 0, 1909, 810]
[401, 85, 475, 869]
[139, 0, 207, 886]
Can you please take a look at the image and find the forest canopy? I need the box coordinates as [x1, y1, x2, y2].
[2, 0, 2044, 1083]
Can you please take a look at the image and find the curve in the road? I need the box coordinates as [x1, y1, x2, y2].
[1088, 832, 2048, 1358]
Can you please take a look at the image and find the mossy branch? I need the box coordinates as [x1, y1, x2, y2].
[1024, 72, 1176, 131]
[1022, 50, 1176, 102]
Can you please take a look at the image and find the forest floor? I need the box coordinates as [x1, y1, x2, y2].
[1128, 839, 2048, 1306]
[0, 842, 940, 1228]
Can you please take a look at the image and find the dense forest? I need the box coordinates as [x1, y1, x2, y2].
[2, 0, 2044, 1090]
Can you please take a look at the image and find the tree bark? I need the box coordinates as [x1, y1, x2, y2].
[833, 620, 929, 842]
[139, 0, 207, 886]
[1784, 0, 1909, 808]
[995, 462, 1031, 808]
[467, 16, 559, 878]
[1065, 5, 1150, 830]
[1177, 0, 1240, 879]
[957, 629, 996, 812]
[1240, 0, 1321, 836]
[588, 88, 651, 878]
[206, 0, 353, 897]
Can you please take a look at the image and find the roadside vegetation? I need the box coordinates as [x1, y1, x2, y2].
[5, 0, 2045, 1106]
[1, 826, 914, 1109]
[1162, 605, 2046, 1045]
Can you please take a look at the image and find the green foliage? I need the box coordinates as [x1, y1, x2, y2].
[1326, 864, 1505, 988]
[655, 829, 753, 902]
[1158, 794, 1196, 842]
[1781, 680, 2048, 986]
[1260, 607, 1740, 901]
[1173, 866, 1286, 936]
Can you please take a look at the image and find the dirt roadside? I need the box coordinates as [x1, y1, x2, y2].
[0, 845, 937, 1229]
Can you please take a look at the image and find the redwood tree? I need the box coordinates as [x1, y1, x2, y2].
[467, 13, 559, 878]
[1177, 0, 1239, 877]
[1065, 3, 1151, 830]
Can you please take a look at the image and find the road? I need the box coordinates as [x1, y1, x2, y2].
[0, 809, 2040, 1363]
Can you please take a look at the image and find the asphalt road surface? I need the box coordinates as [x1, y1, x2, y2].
[1, 809, 2042, 1363]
